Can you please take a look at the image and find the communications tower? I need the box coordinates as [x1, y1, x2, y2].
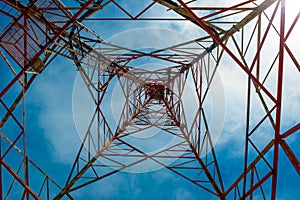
[0, 0, 299, 199]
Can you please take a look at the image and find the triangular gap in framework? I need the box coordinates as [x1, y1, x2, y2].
[202, 3, 254, 31]
[280, 135, 300, 175]
[90, 1, 132, 18]
[275, 142, 300, 199]
[92, 0, 185, 19]
[284, 30, 300, 73]
[231, 18, 261, 64]
[284, 1, 300, 72]
[114, 0, 188, 19]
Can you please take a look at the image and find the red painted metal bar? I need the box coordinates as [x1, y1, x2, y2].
[24, 157, 29, 200]
[36, 6, 255, 11]
[242, 75, 252, 197]
[271, 0, 285, 199]
[281, 123, 300, 138]
[80, 18, 194, 20]
[108, 53, 188, 65]
[176, 0, 277, 103]
[22, 73, 29, 200]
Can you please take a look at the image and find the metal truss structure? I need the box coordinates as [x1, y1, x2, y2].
[0, 0, 299, 199]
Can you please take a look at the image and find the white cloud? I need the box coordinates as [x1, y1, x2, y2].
[29, 58, 81, 164]
[173, 187, 195, 200]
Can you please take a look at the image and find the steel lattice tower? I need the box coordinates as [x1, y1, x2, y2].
[0, 0, 299, 199]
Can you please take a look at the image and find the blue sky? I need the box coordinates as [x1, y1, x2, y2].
[0, 0, 299, 199]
